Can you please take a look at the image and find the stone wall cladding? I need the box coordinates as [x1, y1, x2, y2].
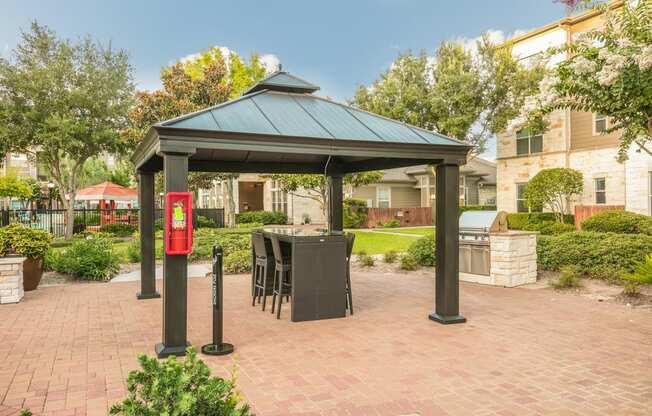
[625, 146, 652, 215]
[496, 153, 566, 212]
[568, 147, 626, 207]
[0, 256, 26, 304]
[489, 232, 537, 287]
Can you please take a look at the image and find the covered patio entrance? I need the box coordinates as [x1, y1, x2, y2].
[131, 71, 471, 357]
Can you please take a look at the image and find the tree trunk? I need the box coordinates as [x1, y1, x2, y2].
[225, 178, 236, 228]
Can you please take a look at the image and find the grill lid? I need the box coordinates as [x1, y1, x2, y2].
[459, 211, 507, 233]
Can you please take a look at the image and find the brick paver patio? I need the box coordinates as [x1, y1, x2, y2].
[1, 271, 651, 415]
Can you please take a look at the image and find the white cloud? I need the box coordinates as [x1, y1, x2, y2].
[260, 53, 281, 73]
[453, 29, 529, 57]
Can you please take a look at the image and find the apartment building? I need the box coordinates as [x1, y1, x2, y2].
[496, 1, 652, 215]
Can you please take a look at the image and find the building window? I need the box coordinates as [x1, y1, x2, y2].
[594, 178, 606, 204]
[593, 113, 608, 135]
[516, 129, 543, 155]
[516, 183, 529, 212]
[377, 186, 390, 208]
[270, 180, 287, 214]
[459, 175, 466, 206]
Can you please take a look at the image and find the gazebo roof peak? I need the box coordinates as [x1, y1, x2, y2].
[242, 70, 320, 95]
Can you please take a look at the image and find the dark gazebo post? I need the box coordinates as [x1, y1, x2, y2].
[327, 174, 343, 232]
[156, 152, 192, 358]
[137, 170, 160, 300]
[429, 163, 466, 324]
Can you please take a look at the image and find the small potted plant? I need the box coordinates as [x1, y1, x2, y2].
[0, 224, 52, 291]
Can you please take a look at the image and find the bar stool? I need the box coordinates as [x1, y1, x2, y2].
[270, 235, 292, 319]
[252, 232, 274, 311]
[345, 233, 355, 314]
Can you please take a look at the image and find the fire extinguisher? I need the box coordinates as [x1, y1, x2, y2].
[170, 200, 187, 252]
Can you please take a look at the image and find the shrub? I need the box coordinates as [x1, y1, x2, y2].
[189, 228, 251, 262]
[109, 347, 251, 416]
[46, 236, 120, 281]
[344, 198, 368, 229]
[550, 265, 582, 289]
[236, 210, 287, 225]
[126, 239, 141, 263]
[459, 205, 497, 215]
[0, 224, 52, 259]
[400, 254, 418, 271]
[523, 221, 576, 235]
[236, 222, 263, 229]
[381, 219, 401, 228]
[384, 250, 398, 263]
[357, 251, 375, 267]
[224, 250, 251, 274]
[581, 210, 652, 235]
[407, 234, 436, 266]
[508, 212, 574, 230]
[99, 223, 137, 237]
[195, 215, 217, 228]
[621, 254, 652, 285]
[622, 281, 641, 297]
[537, 232, 652, 279]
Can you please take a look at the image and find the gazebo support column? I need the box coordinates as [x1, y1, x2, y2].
[137, 171, 159, 300]
[429, 163, 466, 324]
[156, 153, 191, 358]
[327, 174, 343, 232]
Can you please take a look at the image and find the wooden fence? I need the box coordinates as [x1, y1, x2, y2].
[365, 207, 433, 228]
[574, 205, 624, 229]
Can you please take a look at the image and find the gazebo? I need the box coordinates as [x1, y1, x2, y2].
[75, 181, 138, 209]
[131, 71, 471, 357]
[75, 181, 138, 226]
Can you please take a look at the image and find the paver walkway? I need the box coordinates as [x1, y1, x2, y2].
[1, 271, 651, 415]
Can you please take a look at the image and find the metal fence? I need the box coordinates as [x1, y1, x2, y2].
[0, 208, 224, 237]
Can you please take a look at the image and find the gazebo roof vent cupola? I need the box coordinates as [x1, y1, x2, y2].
[242, 70, 320, 95]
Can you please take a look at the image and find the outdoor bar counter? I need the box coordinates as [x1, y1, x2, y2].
[254, 228, 347, 322]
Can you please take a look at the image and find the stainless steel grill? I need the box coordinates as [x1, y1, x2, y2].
[459, 211, 507, 276]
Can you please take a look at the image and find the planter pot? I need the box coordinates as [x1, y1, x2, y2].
[23, 257, 44, 291]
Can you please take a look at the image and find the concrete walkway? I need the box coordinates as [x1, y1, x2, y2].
[110, 263, 212, 283]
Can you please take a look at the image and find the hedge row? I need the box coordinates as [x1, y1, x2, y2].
[236, 210, 287, 225]
[537, 231, 652, 280]
[581, 210, 652, 235]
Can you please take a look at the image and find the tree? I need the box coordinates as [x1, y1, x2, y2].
[523, 168, 583, 222]
[266, 172, 384, 217]
[353, 36, 542, 155]
[510, 1, 652, 159]
[0, 173, 33, 199]
[123, 47, 269, 226]
[0, 22, 134, 239]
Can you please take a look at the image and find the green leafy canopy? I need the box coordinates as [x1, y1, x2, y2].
[523, 168, 583, 222]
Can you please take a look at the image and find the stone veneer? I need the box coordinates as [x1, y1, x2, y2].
[488, 231, 538, 287]
[0, 256, 26, 304]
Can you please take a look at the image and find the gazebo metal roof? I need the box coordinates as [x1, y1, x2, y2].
[132, 71, 471, 174]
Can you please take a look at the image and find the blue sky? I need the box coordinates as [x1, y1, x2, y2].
[1, 0, 565, 158]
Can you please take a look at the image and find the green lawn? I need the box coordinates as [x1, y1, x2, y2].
[351, 231, 420, 254]
[375, 227, 434, 237]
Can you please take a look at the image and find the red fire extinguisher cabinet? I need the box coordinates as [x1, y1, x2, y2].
[165, 192, 193, 255]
